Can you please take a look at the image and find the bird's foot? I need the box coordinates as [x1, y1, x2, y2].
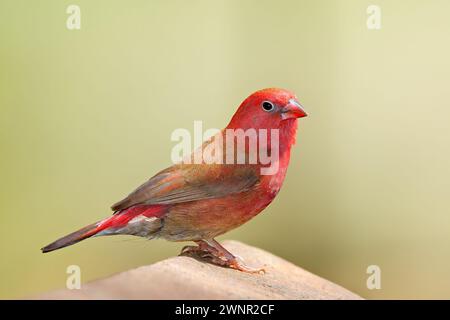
[180, 240, 219, 257]
[179, 239, 265, 274]
[180, 242, 220, 262]
[180, 245, 217, 259]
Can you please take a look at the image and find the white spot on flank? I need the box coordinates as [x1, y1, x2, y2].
[129, 215, 157, 225]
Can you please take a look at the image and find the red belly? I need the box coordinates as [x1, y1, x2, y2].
[159, 187, 275, 241]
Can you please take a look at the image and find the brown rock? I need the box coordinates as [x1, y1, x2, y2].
[36, 240, 362, 300]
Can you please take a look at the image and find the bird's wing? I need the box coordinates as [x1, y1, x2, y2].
[111, 164, 260, 212]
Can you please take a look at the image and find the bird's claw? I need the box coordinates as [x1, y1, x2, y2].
[179, 243, 265, 274]
[180, 245, 197, 255]
[229, 257, 266, 274]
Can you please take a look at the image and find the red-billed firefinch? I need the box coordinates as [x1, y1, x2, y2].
[42, 88, 307, 273]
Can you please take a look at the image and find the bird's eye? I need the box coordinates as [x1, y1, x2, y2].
[262, 101, 275, 112]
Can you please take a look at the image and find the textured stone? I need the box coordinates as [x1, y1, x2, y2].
[36, 240, 362, 300]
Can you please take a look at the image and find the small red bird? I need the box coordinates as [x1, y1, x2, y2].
[42, 88, 307, 273]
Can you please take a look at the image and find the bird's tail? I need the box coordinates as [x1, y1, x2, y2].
[41, 221, 103, 253]
[41, 205, 166, 253]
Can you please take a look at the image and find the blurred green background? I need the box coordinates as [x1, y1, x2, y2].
[1, 0, 450, 299]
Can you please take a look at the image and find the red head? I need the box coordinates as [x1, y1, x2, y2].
[227, 88, 307, 130]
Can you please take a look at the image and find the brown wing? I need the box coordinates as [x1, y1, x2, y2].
[111, 163, 260, 212]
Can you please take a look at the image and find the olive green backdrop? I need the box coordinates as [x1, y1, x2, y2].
[1, 0, 449, 299]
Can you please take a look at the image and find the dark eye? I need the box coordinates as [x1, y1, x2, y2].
[262, 101, 275, 112]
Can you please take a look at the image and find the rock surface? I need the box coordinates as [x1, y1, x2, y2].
[37, 240, 362, 300]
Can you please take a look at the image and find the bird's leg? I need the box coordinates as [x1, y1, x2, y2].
[180, 239, 265, 274]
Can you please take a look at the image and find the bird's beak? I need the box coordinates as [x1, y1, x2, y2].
[281, 99, 307, 120]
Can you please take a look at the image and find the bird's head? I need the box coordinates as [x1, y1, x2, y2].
[227, 88, 307, 130]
